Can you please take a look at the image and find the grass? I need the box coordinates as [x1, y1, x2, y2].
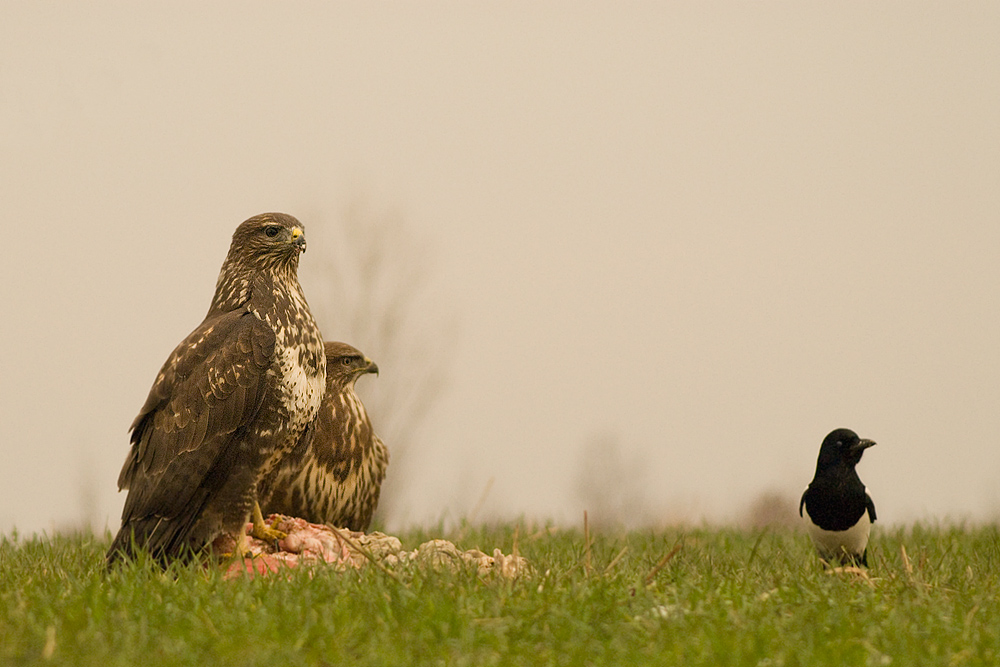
[2, 522, 999, 666]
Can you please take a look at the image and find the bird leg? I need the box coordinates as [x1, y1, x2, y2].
[214, 526, 252, 561]
[250, 500, 288, 546]
[229, 528, 253, 560]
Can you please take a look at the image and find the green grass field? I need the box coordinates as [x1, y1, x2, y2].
[2, 523, 998, 666]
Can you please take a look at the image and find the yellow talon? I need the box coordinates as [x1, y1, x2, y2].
[250, 501, 287, 544]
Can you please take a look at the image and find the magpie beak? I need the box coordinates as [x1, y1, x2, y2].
[851, 439, 876, 455]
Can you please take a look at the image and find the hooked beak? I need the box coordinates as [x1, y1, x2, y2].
[364, 358, 379, 376]
[290, 226, 306, 253]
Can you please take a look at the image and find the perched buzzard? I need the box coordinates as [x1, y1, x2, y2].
[107, 213, 326, 565]
[259, 341, 389, 532]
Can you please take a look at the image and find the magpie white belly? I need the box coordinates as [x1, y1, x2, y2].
[803, 505, 871, 559]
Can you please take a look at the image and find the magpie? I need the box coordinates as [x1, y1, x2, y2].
[799, 428, 877, 566]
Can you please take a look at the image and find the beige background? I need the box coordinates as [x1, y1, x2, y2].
[2, 2, 998, 534]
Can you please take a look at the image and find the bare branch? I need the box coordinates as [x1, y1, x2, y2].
[307, 198, 457, 526]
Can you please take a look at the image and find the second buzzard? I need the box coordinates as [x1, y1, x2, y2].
[259, 341, 389, 532]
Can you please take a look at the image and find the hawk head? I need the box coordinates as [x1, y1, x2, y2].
[209, 212, 312, 314]
[324, 341, 379, 389]
[227, 212, 307, 271]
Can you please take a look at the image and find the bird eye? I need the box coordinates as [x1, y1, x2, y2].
[341, 357, 353, 366]
[264, 225, 281, 238]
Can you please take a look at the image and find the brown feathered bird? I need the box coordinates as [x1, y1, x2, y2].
[259, 341, 389, 532]
[107, 213, 326, 565]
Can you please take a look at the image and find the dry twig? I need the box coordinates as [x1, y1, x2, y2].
[644, 542, 683, 586]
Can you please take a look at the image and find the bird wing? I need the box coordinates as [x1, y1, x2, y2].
[865, 489, 877, 523]
[116, 308, 275, 526]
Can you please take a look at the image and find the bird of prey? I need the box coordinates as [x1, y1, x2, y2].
[799, 428, 877, 566]
[258, 341, 389, 532]
[107, 213, 326, 565]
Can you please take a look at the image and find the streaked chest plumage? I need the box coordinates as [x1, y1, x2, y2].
[252, 279, 326, 458]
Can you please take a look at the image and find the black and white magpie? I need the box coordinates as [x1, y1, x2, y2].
[799, 428, 877, 566]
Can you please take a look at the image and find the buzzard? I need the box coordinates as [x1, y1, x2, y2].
[259, 341, 389, 532]
[107, 213, 326, 565]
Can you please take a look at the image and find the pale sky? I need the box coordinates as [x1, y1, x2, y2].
[2, 3, 999, 536]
